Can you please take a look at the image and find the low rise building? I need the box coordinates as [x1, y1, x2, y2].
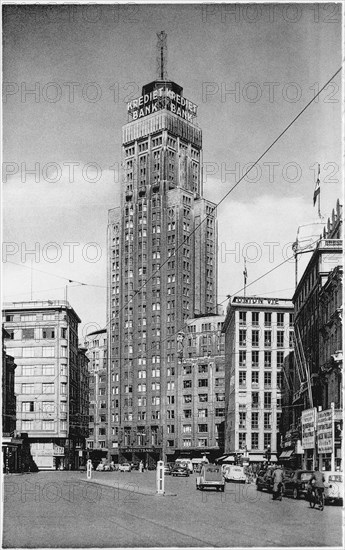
[2, 300, 88, 470]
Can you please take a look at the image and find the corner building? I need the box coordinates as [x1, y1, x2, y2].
[107, 78, 218, 466]
[222, 296, 294, 463]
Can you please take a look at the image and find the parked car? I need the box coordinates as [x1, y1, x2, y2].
[172, 465, 190, 477]
[96, 462, 105, 472]
[164, 462, 174, 475]
[283, 469, 314, 499]
[175, 458, 193, 473]
[118, 463, 131, 472]
[256, 466, 276, 492]
[223, 465, 247, 483]
[324, 471, 343, 505]
[196, 464, 225, 492]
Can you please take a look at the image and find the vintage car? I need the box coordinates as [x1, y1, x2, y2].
[118, 462, 132, 472]
[256, 466, 276, 493]
[324, 471, 343, 505]
[283, 469, 314, 499]
[196, 464, 225, 492]
[171, 464, 190, 477]
[223, 465, 247, 483]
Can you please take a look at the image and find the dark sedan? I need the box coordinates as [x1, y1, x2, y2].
[172, 465, 190, 477]
[256, 466, 276, 493]
[283, 469, 314, 499]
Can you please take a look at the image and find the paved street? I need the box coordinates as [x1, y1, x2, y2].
[2, 471, 343, 548]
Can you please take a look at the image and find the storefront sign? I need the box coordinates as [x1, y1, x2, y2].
[233, 297, 280, 305]
[127, 88, 197, 122]
[317, 409, 334, 453]
[301, 408, 316, 449]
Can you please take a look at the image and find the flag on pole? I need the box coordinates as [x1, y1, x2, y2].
[243, 258, 248, 285]
[313, 164, 320, 206]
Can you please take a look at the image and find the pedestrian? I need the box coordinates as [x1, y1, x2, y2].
[272, 465, 284, 500]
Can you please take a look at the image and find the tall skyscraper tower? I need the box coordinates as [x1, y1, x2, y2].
[107, 33, 218, 465]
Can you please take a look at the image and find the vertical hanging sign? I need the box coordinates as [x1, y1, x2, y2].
[317, 409, 334, 453]
[301, 408, 316, 449]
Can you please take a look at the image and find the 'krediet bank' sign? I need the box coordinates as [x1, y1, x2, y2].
[127, 88, 198, 122]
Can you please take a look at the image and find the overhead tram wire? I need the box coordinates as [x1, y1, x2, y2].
[111, 66, 342, 322]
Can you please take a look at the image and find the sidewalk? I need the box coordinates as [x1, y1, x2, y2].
[80, 470, 177, 497]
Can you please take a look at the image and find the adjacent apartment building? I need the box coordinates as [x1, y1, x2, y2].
[222, 296, 294, 463]
[84, 328, 109, 461]
[107, 57, 218, 465]
[2, 301, 89, 470]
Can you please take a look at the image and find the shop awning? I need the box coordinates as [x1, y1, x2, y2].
[280, 450, 293, 459]
[222, 456, 236, 463]
[249, 454, 278, 462]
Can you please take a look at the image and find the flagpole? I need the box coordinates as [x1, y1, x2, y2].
[243, 258, 247, 297]
[318, 163, 321, 218]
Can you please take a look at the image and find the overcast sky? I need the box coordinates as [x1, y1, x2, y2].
[2, 2, 343, 338]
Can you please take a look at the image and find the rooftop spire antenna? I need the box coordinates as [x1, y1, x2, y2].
[156, 31, 167, 80]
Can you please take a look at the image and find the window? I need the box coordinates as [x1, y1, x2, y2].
[42, 365, 54, 375]
[252, 392, 259, 408]
[198, 438, 208, 447]
[239, 329, 247, 347]
[198, 409, 208, 418]
[60, 383, 67, 395]
[289, 313, 294, 327]
[264, 412, 271, 429]
[239, 371, 246, 387]
[252, 351, 259, 367]
[277, 331, 284, 348]
[252, 312, 259, 326]
[198, 424, 208, 433]
[277, 371, 282, 390]
[264, 312, 271, 327]
[42, 402, 55, 412]
[215, 408, 224, 417]
[264, 331, 271, 347]
[251, 371, 259, 386]
[264, 433, 271, 448]
[21, 420, 33, 430]
[239, 351, 246, 367]
[42, 383, 54, 394]
[21, 315, 36, 322]
[252, 330, 259, 347]
[198, 379, 208, 387]
[22, 328, 34, 340]
[239, 311, 246, 326]
[251, 412, 259, 429]
[238, 433, 246, 448]
[183, 424, 192, 433]
[251, 432, 259, 449]
[183, 365, 192, 375]
[43, 347, 55, 357]
[22, 401, 34, 412]
[183, 380, 192, 389]
[289, 332, 294, 348]
[22, 347, 36, 358]
[239, 412, 246, 429]
[183, 395, 192, 404]
[183, 439, 192, 447]
[277, 313, 284, 327]
[42, 420, 54, 430]
[22, 383, 34, 394]
[43, 314, 55, 321]
[199, 394, 208, 402]
[198, 364, 208, 374]
[277, 351, 284, 367]
[184, 410, 192, 418]
[22, 366, 35, 376]
[43, 328, 55, 339]
[264, 392, 271, 408]
[264, 351, 271, 368]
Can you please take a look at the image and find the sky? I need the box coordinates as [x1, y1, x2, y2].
[2, 2, 343, 338]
